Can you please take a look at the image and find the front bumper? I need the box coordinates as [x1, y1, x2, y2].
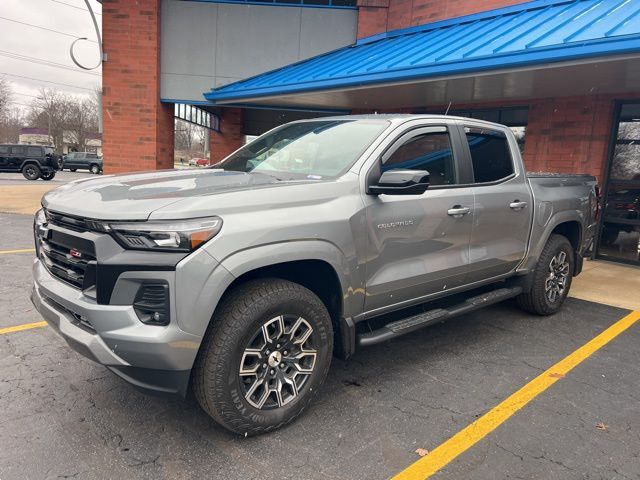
[31, 259, 200, 396]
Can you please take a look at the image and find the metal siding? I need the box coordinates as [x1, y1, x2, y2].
[160, 0, 357, 102]
[205, 0, 640, 103]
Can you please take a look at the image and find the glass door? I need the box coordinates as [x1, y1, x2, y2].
[597, 102, 640, 265]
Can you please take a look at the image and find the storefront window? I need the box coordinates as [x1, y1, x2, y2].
[597, 102, 640, 265]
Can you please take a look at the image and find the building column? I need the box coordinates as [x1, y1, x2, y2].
[523, 95, 615, 181]
[357, 0, 389, 39]
[102, 0, 174, 173]
[210, 108, 244, 165]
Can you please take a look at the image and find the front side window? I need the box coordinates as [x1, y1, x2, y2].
[383, 131, 456, 186]
[465, 127, 514, 183]
[220, 120, 389, 180]
[27, 146, 41, 156]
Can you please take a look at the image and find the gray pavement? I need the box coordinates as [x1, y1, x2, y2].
[0, 212, 639, 480]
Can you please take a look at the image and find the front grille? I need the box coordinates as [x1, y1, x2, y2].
[38, 235, 96, 290]
[45, 210, 89, 232]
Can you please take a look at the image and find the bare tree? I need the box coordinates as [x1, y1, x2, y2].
[28, 88, 72, 153]
[66, 97, 99, 151]
[0, 76, 12, 119]
[175, 119, 197, 151]
[0, 107, 25, 143]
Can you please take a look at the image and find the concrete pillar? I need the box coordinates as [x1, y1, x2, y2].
[209, 108, 244, 165]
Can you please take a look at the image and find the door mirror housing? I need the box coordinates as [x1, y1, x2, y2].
[368, 169, 430, 195]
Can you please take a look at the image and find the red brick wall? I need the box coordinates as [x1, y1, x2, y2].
[524, 96, 614, 179]
[358, 0, 527, 38]
[209, 108, 244, 164]
[102, 0, 174, 173]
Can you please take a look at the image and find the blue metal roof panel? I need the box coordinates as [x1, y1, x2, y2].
[204, 0, 640, 103]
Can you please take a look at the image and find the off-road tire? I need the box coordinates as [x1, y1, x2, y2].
[517, 234, 574, 315]
[22, 164, 41, 180]
[193, 278, 333, 436]
[70, 168, 77, 172]
[41, 171, 56, 181]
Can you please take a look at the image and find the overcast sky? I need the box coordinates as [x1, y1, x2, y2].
[0, 0, 102, 107]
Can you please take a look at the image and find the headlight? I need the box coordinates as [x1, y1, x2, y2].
[35, 208, 47, 227]
[107, 217, 222, 252]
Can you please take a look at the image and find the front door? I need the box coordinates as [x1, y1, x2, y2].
[597, 102, 640, 265]
[363, 125, 473, 313]
[9, 146, 25, 171]
[0, 145, 8, 168]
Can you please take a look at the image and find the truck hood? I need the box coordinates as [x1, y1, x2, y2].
[42, 169, 322, 220]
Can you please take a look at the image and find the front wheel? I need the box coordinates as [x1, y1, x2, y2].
[193, 279, 333, 435]
[90, 164, 101, 174]
[517, 234, 574, 315]
[40, 171, 56, 181]
[22, 164, 41, 180]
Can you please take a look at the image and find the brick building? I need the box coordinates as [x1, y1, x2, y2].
[101, 0, 640, 264]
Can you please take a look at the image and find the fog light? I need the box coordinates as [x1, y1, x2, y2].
[133, 282, 170, 326]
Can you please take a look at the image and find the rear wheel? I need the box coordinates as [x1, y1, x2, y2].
[517, 234, 574, 315]
[193, 278, 333, 435]
[41, 171, 56, 181]
[90, 164, 100, 174]
[22, 164, 41, 180]
[70, 168, 77, 172]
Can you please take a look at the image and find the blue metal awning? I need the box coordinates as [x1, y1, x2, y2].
[203, 0, 640, 108]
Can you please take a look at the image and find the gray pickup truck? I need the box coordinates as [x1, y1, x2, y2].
[31, 115, 599, 435]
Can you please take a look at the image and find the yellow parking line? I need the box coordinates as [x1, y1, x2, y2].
[0, 321, 48, 335]
[393, 310, 640, 480]
[0, 248, 35, 255]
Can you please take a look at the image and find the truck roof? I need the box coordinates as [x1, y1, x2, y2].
[296, 114, 508, 130]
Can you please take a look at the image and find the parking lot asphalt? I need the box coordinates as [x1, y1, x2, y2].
[1, 211, 639, 480]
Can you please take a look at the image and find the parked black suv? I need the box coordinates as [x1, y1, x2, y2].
[62, 152, 103, 174]
[0, 144, 59, 180]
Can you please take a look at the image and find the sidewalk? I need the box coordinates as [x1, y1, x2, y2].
[570, 258, 640, 310]
[0, 185, 56, 215]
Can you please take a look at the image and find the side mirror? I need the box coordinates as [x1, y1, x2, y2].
[368, 169, 430, 195]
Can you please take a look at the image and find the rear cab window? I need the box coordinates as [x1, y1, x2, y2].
[27, 146, 42, 156]
[464, 127, 514, 183]
[10, 146, 25, 155]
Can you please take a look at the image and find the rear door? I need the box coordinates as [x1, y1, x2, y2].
[66, 153, 79, 168]
[362, 123, 474, 313]
[460, 123, 533, 282]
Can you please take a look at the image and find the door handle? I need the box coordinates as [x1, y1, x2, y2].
[509, 200, 528, 211]
[447, 206, 471, 218]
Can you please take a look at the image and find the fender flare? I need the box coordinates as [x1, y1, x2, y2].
[518, 209, 585, 279]
[219, 239, 361, 317]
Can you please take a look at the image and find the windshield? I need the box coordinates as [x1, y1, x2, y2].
[217, 120, 389, 180]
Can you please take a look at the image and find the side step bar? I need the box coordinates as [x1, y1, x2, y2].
[357, 286, 523, 347]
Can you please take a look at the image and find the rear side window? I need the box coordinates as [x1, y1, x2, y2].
[383, 130, 456, 186]
[87, 153, 97, 158]
[10, 146, 25, 155]
[27, 146, 41, 156]
[465, 127, 514, 183]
